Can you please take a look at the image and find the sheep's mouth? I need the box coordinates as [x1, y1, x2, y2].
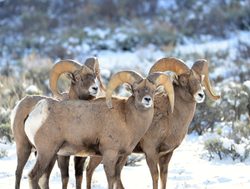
[143, 103, 152, 108]
[89, 83, 99, 97]
[90, 91, 98, 96]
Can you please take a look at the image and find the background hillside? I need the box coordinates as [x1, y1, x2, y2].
[0, 0, 250, 188]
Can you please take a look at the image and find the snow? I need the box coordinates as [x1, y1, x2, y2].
[94, 45, 165, 76]
[25, 85, 41, 94]
[243, 80, 250, 91]
[1, 135, 250, 189]
[221, 138, 234, 149]
[175, 31, 250, 58]
[84, 28, 110, 39]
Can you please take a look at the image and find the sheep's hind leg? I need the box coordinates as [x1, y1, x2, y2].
[38, 155, 57, 189]
[86, 156, 102, 189]
[74, 156, 87, 189]
[28, 145, 61, 189]
[15, 139, 32, 189]
[57, 155, 70, 189]
[159, 152, 173, 189]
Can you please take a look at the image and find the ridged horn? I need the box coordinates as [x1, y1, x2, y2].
[106, 71, 143, 109]
[49, 59, 82, 99]
[84, 57, 106, 91]
[149, 57, 190, 75]
[192, 59, 220, 101]
[147, 72, 175, 112]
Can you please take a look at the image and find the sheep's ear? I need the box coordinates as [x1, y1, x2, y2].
[155, 85, 165, 95]
[179, 74, 188, 87]
[124, 83, 133, 93]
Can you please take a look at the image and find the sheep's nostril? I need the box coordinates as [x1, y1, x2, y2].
[144, 97, 151, 102]
[198, 93, 204, 98]
[92, 86, 98, 91]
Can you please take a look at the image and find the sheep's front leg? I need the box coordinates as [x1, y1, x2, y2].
[74, 156, 87, 189]
[86, 156, 102, 189]
[115, 155, 128, 189]
[159, 151, 173, 189]
[102, 151, 121, 189]
[57, 155, 70, 189]
[145, 152, 159, 189]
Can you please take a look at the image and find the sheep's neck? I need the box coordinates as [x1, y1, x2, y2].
[173, 86, 197, 130]
[159, 86, 197, 149]
[68, 86, 78, 99]
[68, 86, 95, 100]
[136, 86, 197, 155]
[125, 96, 154, 149]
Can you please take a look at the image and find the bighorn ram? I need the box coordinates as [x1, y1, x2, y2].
[24, 70, 175, 189]
[11, 57, 104, 189]
[85, 57, 220, 189]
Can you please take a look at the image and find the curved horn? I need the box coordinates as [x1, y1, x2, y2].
[106, 71, 143, 109]
[147, 72, 175, 112]
[192, 59, 220, 101]
[49, 59, 82, 99]
[149, 57, 190, 75]
[84, 57, 106, 91]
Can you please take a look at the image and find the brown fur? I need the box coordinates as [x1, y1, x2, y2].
[24, 73, 173, 189]
[86, 65, 219, 189]
[11, 58, 102, 189]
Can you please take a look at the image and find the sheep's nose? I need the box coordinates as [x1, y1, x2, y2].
[144, 96, 152, 103]
[92, 86, 98, 91]
[198, 93, 204, 98]
[194, 90, 205, 103]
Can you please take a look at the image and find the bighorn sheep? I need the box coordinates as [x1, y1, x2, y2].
[85, 57, 220, 189]
[11, 57, 104, 189]
[24, 70, 175, 189]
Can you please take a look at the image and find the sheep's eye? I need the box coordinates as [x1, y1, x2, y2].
[75, 75, 81, 81]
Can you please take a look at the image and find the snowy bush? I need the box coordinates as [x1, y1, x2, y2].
[0, 108, 10, 124]
[189, 79, 250, 161]
[125, 154, 145, 166]
[0, 123, 12, 143]
[0, 109, 11, 143]
[190, 80, 250, 135]
[0, 149, 8, 158]
[204, 121, 250, 161]
[25, 85, 42, 95]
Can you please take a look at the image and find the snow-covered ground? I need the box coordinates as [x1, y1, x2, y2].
[1, 134, 250, 189]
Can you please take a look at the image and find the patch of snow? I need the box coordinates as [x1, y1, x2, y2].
[243, 80, 250, 91]
[68, 37, 80, 44]
[221, 138, 234, 149]
[25, 85, 41, 94]
[1, 135, 250, 189]
[234, 143, 247, 157]
[175, 31, 249, 60]
[84, 28, 110, 39]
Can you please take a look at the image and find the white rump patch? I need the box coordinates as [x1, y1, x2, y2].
[24, 99, 49, 146]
